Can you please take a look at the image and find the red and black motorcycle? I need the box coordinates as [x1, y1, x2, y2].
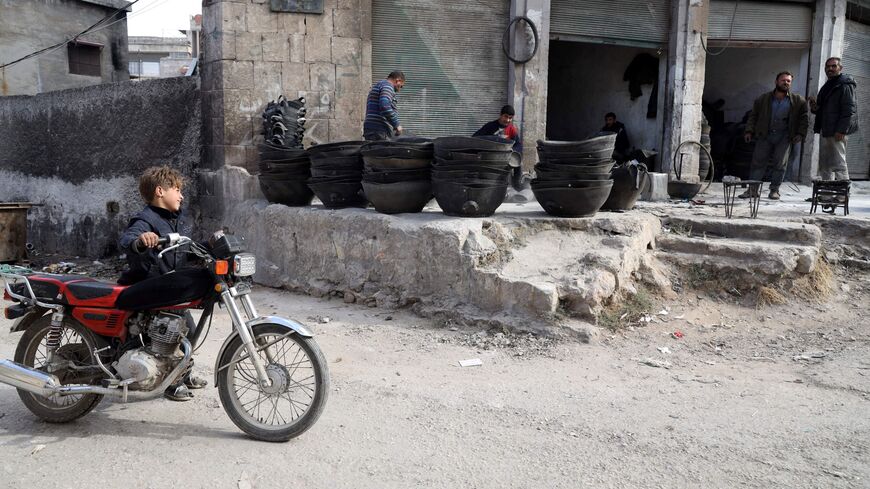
[0, 233, 328, 442]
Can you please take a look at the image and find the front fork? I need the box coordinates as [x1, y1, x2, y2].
[220, 284, 274, 388]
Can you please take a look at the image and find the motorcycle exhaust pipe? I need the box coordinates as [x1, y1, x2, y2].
[0, 359, 62, 397]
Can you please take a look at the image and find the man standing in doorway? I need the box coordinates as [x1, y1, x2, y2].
[808, 57, 858, 181]
[741, 71, 809, 200]
[363, 71, 405, 141]
[601, 112, 631, 162]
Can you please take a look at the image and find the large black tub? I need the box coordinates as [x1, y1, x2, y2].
[362, 180, 433, 214]
[532, 182, 614, 218]
[258, 176, 315, 206]
[432, 181, 508, 217]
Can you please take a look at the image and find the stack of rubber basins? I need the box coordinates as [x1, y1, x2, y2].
[360, 138, 434, 214]
[532, 134, 617, 217]
[257, 145, 314, 206]
[431, 136, 514, 217]
[306, 141, 367, 208]
[261, 95, 306, 148]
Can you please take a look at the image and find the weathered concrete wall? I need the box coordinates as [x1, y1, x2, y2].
[0, 0, 130, 96]
[547, 42, 664, 152]
[201, 0, 372, 173]
[0, 77, 202, 257]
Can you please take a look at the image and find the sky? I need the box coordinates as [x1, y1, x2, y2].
[126, 0, 202, 38]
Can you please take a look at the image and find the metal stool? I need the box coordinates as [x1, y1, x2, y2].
[723, 179, 763, 218]
[810, 180, 850, 215]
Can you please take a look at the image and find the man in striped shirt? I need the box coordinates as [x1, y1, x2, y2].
[363, 71, 405, 141]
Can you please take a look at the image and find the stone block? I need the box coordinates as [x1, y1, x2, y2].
[219, 31, 237, 60]
[200, 61, 223, 92]
[305, 35, 332, 62]
[336, 64, 360, 95]
[221, 3, 246, 32]
[360, 11, 371, 41]
[205, 144, 226, 169]
[289, 34, 305, 62]
[202, 4, 219, 34]
[338, 0, 360, 10]
[224, 115, 254, 146]
[334, 93, 363, 122]
[334, 9, 361, 38]
[246, 2, 279, 32]
[223, 60, 254, 89]
[281, 13, 306, 34]
[361, 39, 372, 68]
[332, 37, 361, 67]
[204, 115, 225, 147]
[224, 144, 248, 167]
[309, 62, 336, 92]
[303, 119, 329, 146]
[640, 172, 669, 201]
[262, 33, 290, 62]
[282, 62, 310, 92]
[299, 90, 334, 118]
[202, 90, 225, 120]
[305, 11, 333, 37]
[329, 118, 362, 142]
[224, 89, 258, 116]
[359, 0, 371, 12]
[254, 61, 284, 101]
[235, 32, 263, 61]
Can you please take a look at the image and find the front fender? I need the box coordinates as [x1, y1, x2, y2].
[10, 308, 48, 333]
[213, 316, 313, 385]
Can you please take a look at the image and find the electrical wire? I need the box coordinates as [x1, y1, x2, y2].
[700, 0, 740, 57]
[0, 0, 144, 70]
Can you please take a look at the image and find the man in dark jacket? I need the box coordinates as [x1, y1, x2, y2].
[741, 71, 809, 200]
[808, 57, 859, 181]
[601, 112, 631, 162]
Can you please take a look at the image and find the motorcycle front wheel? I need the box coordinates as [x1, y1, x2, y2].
[217, 323, 329, 442]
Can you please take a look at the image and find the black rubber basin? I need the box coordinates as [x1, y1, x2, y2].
[363, 156, 432, 170]
[309, 155, 363, 168]
[534, 171, 611, 181]
[258, 176, 315, 206]
[531, 179, 614, 189]
[602, 165, 649, 210]
[537, 148, 614, 161]
[434, 136, 514, 153]
[432, 181, 508, 217]
[306, 140, 365, 158]
[362, 180, 433, 214]
[434, 148, 514, 162]
[308, 181, 367, 208]
[363, 168, 430, 183]
[532, 183, 614, 218]
[433, 158, 511, 171]
[667, 180, 702, 200]
[360, 146, 433, 160]
[307, 174, 362, 185]
[431, 169, 511, 183]
[310, 167, 363, 178]
[258, 144, 307, 160]
[536, 134, 616, 154]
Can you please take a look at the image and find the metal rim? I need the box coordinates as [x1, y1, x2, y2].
[24, 325, 93, 408]
[226, 333, 318, 431]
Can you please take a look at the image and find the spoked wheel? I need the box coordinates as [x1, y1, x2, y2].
[217, 324, 329, 442]
[14, 315, 104, 422]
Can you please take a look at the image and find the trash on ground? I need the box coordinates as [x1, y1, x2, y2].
[640, 358, 671, 369]
[459, 358, 483, 367]
[672, 331, 684, 339]
[30, 444, 46, 455]
[657, 346, 672, 355]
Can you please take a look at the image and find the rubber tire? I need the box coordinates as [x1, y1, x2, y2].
[14, 315, 103, 423]
[217, 324, 329, 442]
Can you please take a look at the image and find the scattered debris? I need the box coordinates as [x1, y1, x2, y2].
[657, 346, 672, 355]
[672, 331, 684, 339]
[30, 444, 46, 455]
[459, 358, 483, 367]
[639, 358, 671, 369]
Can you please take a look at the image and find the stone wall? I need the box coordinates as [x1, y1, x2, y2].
[201, 0, 372, 173]
[0, 0, 129, 96]
[0, 77, 202, 258]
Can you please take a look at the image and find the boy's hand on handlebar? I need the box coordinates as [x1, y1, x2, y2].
[138, 232, 160, 249]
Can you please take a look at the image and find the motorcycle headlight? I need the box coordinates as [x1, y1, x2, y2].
[233, 253, 256, 277]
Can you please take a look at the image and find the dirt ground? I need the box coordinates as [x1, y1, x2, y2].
[0, 261, 868, 489]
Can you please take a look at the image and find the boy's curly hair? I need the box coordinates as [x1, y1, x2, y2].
[139, 166, 184, 202]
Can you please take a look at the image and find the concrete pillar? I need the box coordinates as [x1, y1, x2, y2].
[800, 0, 847, 182]
[200, 0, 372, 173]
[661, 0, 708, 183]
[507, 0, 551, 169]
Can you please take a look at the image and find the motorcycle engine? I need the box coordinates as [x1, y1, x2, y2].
[115, 312, 189, 391]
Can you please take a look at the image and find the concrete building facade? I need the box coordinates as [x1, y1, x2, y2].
[199, 0, 868, 182]
[0, 0, 131, 96]
[128, 36, 192, 79]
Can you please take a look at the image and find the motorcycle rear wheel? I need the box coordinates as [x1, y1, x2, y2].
[14, 315, 104, 423]
[217, 323, 329, 442]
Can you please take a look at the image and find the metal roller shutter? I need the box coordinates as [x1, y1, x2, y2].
[550, 0, 670, 47]
[843, 20, 870, 179]
[371, 0, 509, 139]
[708, 1, 812, 44]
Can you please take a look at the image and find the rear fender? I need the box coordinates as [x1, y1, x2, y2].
[213, 316, 313, 384]
[9, 308, 49, 333]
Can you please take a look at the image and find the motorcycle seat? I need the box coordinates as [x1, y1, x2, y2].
[115, 268, 214, 311]
[66, 280, 122, 302]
